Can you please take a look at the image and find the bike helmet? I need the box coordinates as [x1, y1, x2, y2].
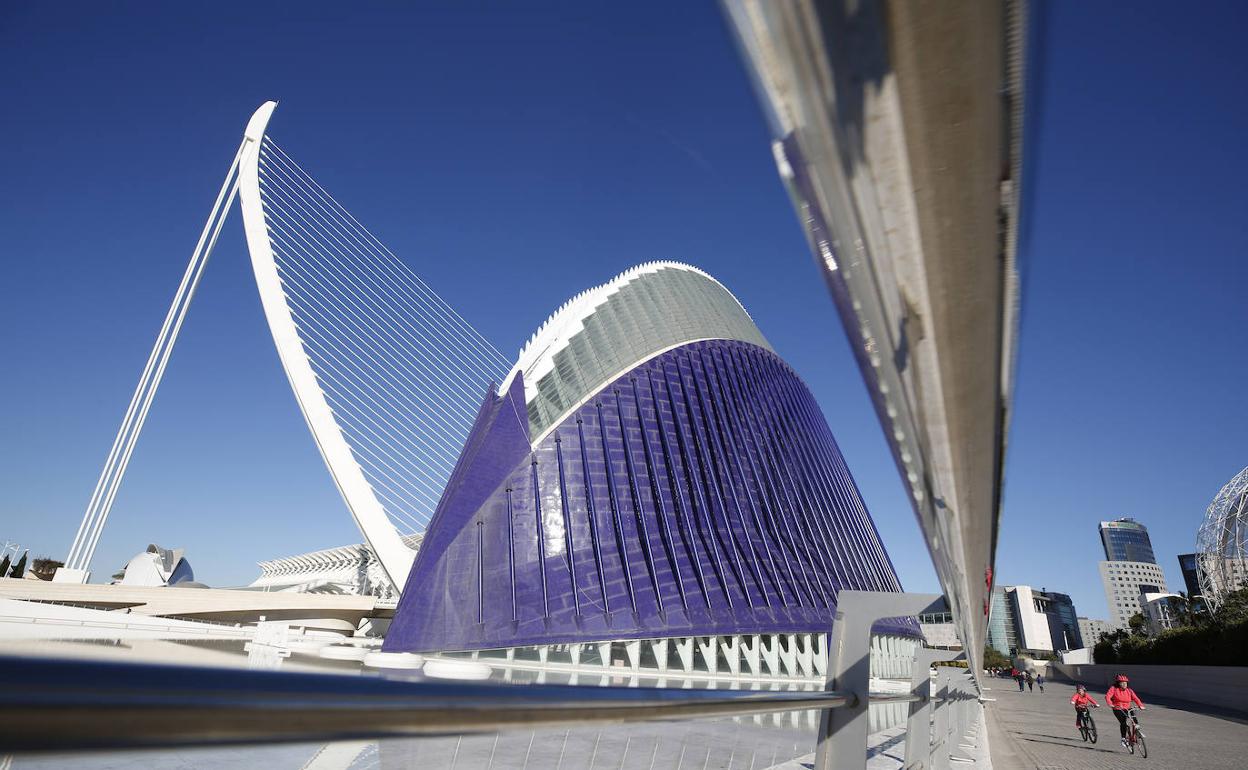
[1076, 684, 1087, 692]
[1115, 674, 1129, 684]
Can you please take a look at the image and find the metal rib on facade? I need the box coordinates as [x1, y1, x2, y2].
[385, 339, 916, 653]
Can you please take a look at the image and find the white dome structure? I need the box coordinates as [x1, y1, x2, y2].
[115, 544, 195, 587]
[1195, 466, 1248, 610]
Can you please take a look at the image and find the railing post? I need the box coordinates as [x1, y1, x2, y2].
[929, 667, 954, 770]
[950, 672, 979, 764]
[903, 649, 964, 769]
[814, 590, 940, 770]
[930, 669, 980, 769]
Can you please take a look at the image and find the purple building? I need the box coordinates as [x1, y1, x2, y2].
[385, 263, 917, 675]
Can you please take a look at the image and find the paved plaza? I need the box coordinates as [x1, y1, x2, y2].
[986, 678, 1248, 770]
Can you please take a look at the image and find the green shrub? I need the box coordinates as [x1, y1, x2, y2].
[1094, 588, 1248, 665]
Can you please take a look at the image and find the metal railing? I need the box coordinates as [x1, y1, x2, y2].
[0, 591, 987, 770]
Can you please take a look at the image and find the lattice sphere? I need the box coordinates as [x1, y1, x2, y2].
[1195, 465, 1248, 610]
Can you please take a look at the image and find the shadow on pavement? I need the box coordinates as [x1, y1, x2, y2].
[1017, 735, 1121, 755]
[1015, 731, 1082, 741]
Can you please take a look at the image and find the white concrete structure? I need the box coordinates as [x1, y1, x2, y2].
[115, 544, 195, 587]
[0, 579, 387, 633]
[249, 535, 421, 600]
[1008, 586, 1053, 653]
[1059, 647, 1093, 665]
[917, 601, 961, 649]
[1141, 592, 1186, 634]
[0, 598, 252, 642]
[1077, 617, 1111, 646]
[450, 632, 918, 690]
[918, 622, 960, 650]
[1099, 560, 1169, 630]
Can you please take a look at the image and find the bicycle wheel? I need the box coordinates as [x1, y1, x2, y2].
[1137, 733, 1147, 758]
[1088, 715, 1097, 744]
[1079, 724, 1089, 742]
[1128, 730, 1136, 755]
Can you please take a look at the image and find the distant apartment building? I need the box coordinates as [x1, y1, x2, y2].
[1099, 560, 1169, 629]
[1098, 517, 1169, 630]
[987, 585, 1082, 656]
[1077, 617, 1111, 646]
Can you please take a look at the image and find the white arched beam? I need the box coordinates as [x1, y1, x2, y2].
[237, 102, 415, 589]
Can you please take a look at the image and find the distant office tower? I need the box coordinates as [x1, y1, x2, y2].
[1098, 517, 1167, 629]
[1099, 517, 1157, 564]
[1177, 552, 1202, 598]
[987, 585, 1081, 655]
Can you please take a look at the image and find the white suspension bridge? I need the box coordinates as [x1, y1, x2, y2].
[59, 102, 512, 592]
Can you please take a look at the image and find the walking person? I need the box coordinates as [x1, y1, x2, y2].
[1026, 671, 1034, 692]
[1037, 672, 1045, 692]
[1011, 667, 1024, 691]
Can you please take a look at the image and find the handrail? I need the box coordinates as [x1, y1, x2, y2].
[0, 655, 857, 752]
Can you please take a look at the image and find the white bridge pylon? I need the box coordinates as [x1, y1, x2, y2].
[61, 102, 510, 590]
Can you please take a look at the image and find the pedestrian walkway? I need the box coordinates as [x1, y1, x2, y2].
[985, 679, 1248, 769]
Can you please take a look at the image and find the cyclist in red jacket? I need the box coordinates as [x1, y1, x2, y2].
[1070, 684, 1099, 726]
[1105, 674, 1146, 747]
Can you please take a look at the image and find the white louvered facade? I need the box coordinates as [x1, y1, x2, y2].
[500, 262, 771, 438]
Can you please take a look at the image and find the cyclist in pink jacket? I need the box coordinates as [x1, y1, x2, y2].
[1105, 675, 1145, 747]
[1070, 684, 1099, 727]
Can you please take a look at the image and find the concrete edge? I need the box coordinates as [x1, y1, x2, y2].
[984, 701, 1032, 770]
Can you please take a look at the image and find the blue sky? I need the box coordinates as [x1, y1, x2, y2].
[1, 2, 1244, 622]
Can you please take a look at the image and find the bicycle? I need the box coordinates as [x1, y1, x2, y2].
[1076, 707, 1098, 744]
[1121, 708, 1147, 757]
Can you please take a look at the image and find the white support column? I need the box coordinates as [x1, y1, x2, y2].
[624, 639, 641, 671]
[675, 637, 694, 673]
[696, 636, 718, 675]
[762, 634, 780, 676]
[650, 639, 669, 673]
[742, 634, 762, 675]
[720, 635, 741, 676]
[814, 633, 828, 677]
[779, 634, 797, 677]
[597, 642, 612, 670]
[797, 633, 814, 678]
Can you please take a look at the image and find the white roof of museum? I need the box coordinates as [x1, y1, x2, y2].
[501, 261, 771, 438]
